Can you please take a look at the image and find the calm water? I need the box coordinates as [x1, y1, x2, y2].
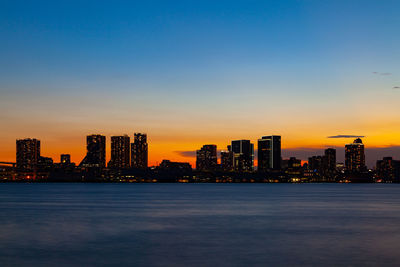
[1, 184, 400, 266]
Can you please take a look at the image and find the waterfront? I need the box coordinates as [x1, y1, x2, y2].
[1, 184, 400, 266]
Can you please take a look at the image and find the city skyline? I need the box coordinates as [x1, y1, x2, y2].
[1, 1, 400, 167]
[6, 133, 400, 169]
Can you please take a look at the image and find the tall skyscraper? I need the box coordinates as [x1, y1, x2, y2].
[258, 135, 281, 171]
[231, 140, 254, 172]
[131, 133, 148, 169]
[345, 138, 366, 173]
[16, 138, 40, 171]
[220, 145, 233, 171]
[79, 134, 106, 168]
[323, 148, 336, 174]
[109, 135, 130, 169]
[196, 144, 217, 171]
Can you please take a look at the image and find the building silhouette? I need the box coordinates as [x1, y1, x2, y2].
[220, 145, 233, 171]
[131, 133, 148, 169]
[376, 157, 400, 182]
[282, 157, 302, 176]
[37, 156, 54, 171]
[196, 145, 217, 171]
[345, 138, 366, 173]
[323, 148, 336, 176]
[159, 160, 192, 171]
[16, 138, 40, 171]
[79, 134, 106, 168]
[231, 140, 254, 172]
[109, 135, 130, 169]
[258, 135, 281, 171]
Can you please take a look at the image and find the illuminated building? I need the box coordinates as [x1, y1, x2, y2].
[282, 157, 302, 176]
[345, 138, 366, 173]
[16, 138, 40, 171]
[231, 140, 254, 172]
[258, 135, 281, 171]
[376, 157, 400, 182]
[79, 134, 106, 168]
[131, 133, 148, 169]
[196, 144, 217, 171]
[220, 146, 233, 171]
[109, 135, 130, 169]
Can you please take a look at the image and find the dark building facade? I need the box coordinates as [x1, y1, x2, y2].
[323, 148, 336, 177]
[109, 135, 130, 169]
[231, 140, 254, 172]
[131, 133, 148, 169]
[196, 144, 217, 171]
[282, 157, 302, 176]
[220, 145, 233, 171]
[345, 138, 366, 173]
[16, 138, 41, 171]
[37, 156, 54, 171]
[159, 160, 192, 171]
[79, 134, 106, 168]
[376, 157, 400, 182]
[258, 135, 281, 171]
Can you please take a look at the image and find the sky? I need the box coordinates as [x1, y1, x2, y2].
[0, 0, 399, 167]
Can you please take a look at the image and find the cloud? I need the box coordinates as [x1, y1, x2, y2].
[174, 151, 197, 158]
[393, 86, 400, 89]
[327, 135, 365, 139]
[372, 72, 392, 76]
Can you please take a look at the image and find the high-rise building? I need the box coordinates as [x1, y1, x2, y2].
[79, 134, 106, 168]
[16, 138, 41, 171]
[196, 145, 217, 171]
[131, 133, 148, 169]
[376, 157, 400, 182]
[231, 140, 254, 172]
[258, 135, 281, 171]
[220, 146, 233, 171]
[345, 138, 366, 173]
[308, 155, 324, 173]
[323, 148, 336, 175]
[109, 135, 130, 169]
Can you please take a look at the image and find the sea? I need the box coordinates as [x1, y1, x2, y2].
[1, 183, 400, 266]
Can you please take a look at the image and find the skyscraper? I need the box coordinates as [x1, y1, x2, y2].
[345, 138, 366, 173]
[231, 140, 254, 172]
[196, 144, 217, 171]
[16, 138, 40, 171]
[323, 148, 336, 175]
[131, 133, 148, 169]
[220, 145, 233, 171]
[79, 134, 106, 168]
[376, 157, 400, 182]
[258, 135, 281, 171]
[109, 135, 130, 169]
